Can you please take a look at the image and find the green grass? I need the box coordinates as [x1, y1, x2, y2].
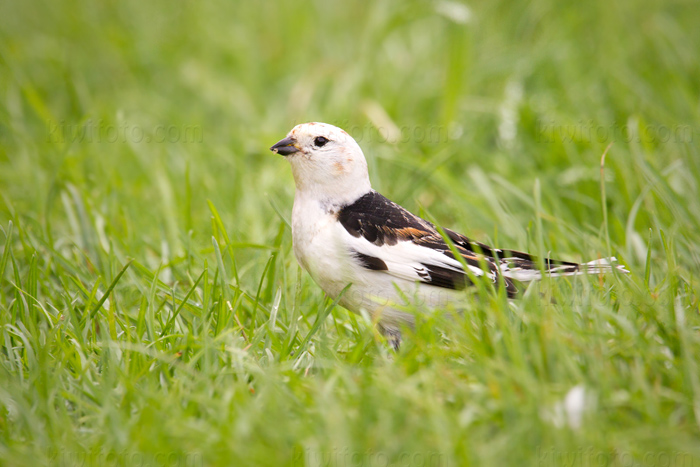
[1, 0, 700, 465]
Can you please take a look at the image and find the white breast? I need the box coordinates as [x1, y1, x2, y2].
[291, 193, 353, 300]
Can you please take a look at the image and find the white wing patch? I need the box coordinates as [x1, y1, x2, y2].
[341, 226, 490, 287]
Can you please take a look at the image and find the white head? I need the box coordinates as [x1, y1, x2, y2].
[270, 122, 372, 206]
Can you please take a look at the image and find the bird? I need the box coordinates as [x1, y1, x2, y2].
[270, 122, 628, 348]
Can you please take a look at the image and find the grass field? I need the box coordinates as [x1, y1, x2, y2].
[1, 0, 700, 465]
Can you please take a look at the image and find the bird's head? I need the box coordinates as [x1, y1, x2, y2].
[270, 122, 371, 205]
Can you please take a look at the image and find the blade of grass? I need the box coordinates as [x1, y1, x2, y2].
[88, 259, 133, 320]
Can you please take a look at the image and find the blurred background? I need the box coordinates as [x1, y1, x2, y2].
[1, 0, 700, 465]
[2, 0, 698, 265]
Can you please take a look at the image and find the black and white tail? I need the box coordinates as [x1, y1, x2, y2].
[500, 256, 629, 283]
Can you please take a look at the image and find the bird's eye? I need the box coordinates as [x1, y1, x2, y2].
[314, 136, 329, 147]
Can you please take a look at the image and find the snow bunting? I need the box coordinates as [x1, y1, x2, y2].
[271, 122, 627, 347]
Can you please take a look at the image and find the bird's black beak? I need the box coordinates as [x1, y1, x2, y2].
[270, 137, 300, 156]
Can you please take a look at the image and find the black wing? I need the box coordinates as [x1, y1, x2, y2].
[337, 191, 533, 296]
